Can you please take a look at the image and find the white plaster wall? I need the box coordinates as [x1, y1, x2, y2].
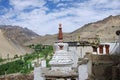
[68, 49, 78, 67]
[69, 46, 92, 58]
[34, 67, 44, 80]
[79, 64, 88, 80]
[41, 60, 46, 67]
[87, 60, 92, 76]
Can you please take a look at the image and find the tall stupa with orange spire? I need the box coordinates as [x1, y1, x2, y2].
[34, 24, 78, 80]
[49, 24, 73, 68]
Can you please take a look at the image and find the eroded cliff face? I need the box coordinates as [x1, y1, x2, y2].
[0, 25, 39, 58]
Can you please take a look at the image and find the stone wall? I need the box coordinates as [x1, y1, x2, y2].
[87, 54, 120, 80]
[0, 74, 33, 80]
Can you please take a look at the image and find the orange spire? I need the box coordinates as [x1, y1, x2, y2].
[58, 24, 63, 42]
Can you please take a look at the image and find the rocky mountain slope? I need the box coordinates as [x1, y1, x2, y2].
[0, 15, 120, 58]
[71, 15, 120, 42]
[0, 25, 39, 58]
[26, 15, 120, 45]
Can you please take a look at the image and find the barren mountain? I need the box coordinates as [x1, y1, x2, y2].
[26, 15, 120, 45]
[0, 25, 39, 58]
[71, 15, 120, 42]
[0, 15, 120, 58]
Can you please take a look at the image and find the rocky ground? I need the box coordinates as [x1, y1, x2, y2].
[0, 73, 33, 80]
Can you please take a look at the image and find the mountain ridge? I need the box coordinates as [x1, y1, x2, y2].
[27, 15, 120, 45]
[0, 15, 120, 58]
[0, 25, 39, 58]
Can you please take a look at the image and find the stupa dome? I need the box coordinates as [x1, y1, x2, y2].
[49, 50, 73, 66]
[49, 24, 73, 69]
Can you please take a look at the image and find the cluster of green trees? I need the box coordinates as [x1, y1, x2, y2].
[28, 44, 53, 59]
[27, 44, 53, 67]
[0, 44, 53, 75]
[0, 59, 33, 75]
[0, 60, 21, 75]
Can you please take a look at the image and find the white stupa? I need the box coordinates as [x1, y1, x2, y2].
[34, 24, 78, 80]
[49, 24, 73, 71]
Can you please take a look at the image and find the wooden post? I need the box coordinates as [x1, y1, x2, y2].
[99, 45, 104, 54]
[105, 44, 110, 54]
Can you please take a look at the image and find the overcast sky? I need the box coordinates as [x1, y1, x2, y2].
[0, 0, 120, 35]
